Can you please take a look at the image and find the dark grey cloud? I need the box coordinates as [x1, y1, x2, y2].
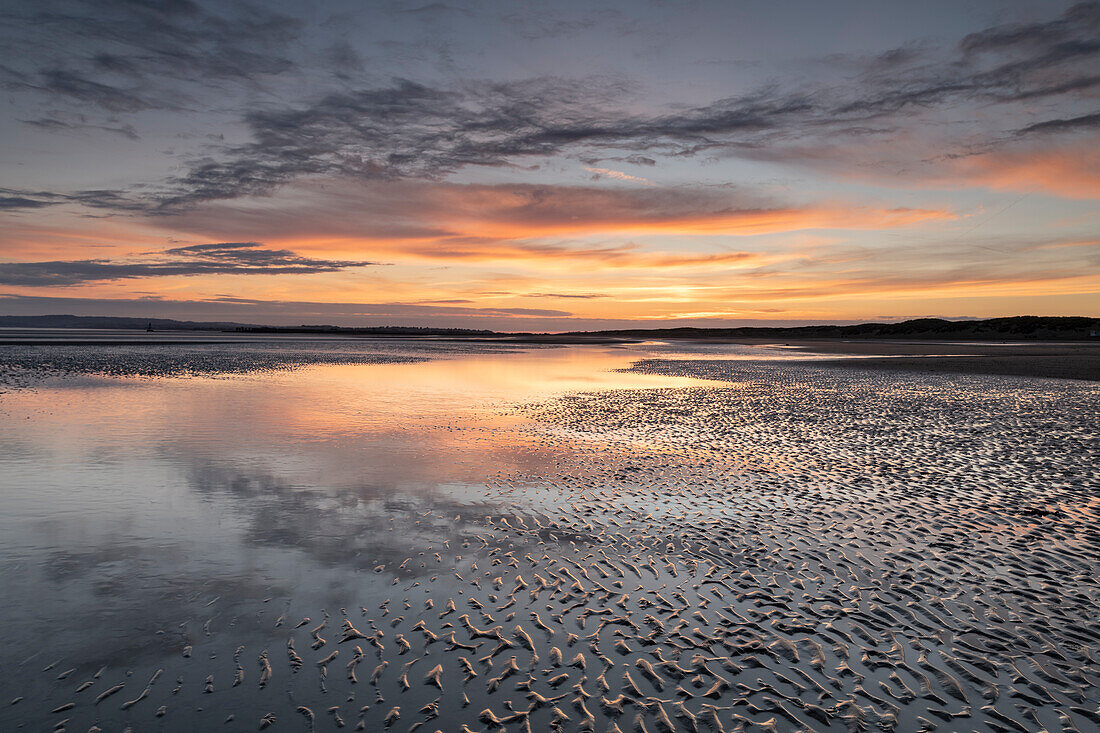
[1015, 110, 1100, 135]
[6, 2, 1098, 212]
[150, 77, 821, 208]
[0, 242, 379, 286]
[499, 7, 639, 41]
[156, 75, 641, 207]
[324, 40, 366, 79]
[0, 187, 150, 212]
[1, 0, 303, 112]
[959, 2, 1100, 55]
[22, 115, 141, 140]
[162, 241, 363, 269]
[140, 3, 1100, 208]
[34, 69, 156, 112]
[394, 3, 472, 18]
[0, 195, 58, 210]
[833, 2, 1100, 115]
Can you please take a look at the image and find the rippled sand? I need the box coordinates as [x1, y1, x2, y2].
[1, 340, 1097, 732]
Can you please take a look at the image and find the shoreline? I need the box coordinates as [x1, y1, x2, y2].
[1, 330, 1097, 380]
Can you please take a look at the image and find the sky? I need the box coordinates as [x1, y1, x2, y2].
[1, 0, 1098, 330]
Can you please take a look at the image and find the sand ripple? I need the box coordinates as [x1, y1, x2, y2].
[3, 358, 1098, 732]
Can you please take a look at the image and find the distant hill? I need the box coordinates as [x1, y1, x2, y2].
[0, 314, 494, 336]
[0, 314, 1097, 340]
[571, 316, 1100, 341]
[234, 325, 496, 336]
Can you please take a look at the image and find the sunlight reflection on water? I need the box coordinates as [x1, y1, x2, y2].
[0, 343, 720, 682]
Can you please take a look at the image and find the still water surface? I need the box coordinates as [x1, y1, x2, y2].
[0, 341, 725, 725]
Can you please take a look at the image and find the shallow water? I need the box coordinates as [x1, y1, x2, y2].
[1, 338, 1097, 732]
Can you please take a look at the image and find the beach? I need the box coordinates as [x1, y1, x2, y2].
[1, 337, 1097, 732]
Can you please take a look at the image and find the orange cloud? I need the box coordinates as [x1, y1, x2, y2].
[737, 132, 1100, 201]
[372, 183, 954, 239]
[153, 181, 954, 267]
[1034, 238, 1100, 250]
[444, 204, 950, 240]
[0, 216, 166, 260]
[949, 143, 1100, 200]
[384, 240, 783, 271]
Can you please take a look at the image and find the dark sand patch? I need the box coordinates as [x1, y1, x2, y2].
[767, 339, 1100, 380]
[811, 353, 1099, 380]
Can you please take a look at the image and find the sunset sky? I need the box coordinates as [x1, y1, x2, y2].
[1, 0, 1098, 330]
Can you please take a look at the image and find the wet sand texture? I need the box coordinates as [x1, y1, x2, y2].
[778, 339, 1100, 381]
[1, 345, 1098, 732]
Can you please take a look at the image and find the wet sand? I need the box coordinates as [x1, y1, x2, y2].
[762, 339, 1100, 381]
[1, 340, 1098, 732]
